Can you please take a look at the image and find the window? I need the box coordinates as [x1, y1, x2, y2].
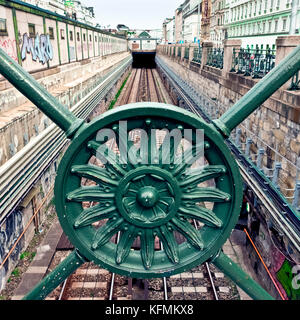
[89, 34, 92, 42]
[282, 18, 287, 31]
[95, 35, 97, 42]
[60, 29, 65, 39]
[274, 19, 278, 32]
[276, 0, 280, 8]
[77, 32, 80, 41]
[83, 33, 86, 41]
[262, 22, 266, 33]
[70, 30, 73, 41]
[48, 27, 54, 39]
[28, 23, 35, 37]
[268, 21, 272, 32]
[259, 0, 262, 12]
[0, 18, 8, 35]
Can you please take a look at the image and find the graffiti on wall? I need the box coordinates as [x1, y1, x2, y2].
[0, 210, 24, 290]
[21, 33, 53, 64]
[0, 39, 18, 62]
[276, 259, 300, 300]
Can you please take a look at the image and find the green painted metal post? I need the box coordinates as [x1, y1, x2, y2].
[12, 8, 22, 66]
[80, 27, 84, 59]
[23, 250, 86, 300]
[56, 20, 61, 65]
[0, 47, 84, 138]
[66, 23, 70, 63]
[212, 250, 275, 300]
[214, 45, 300, 137]
[87, 30, 89, 58]
[74, 24, 78, 62]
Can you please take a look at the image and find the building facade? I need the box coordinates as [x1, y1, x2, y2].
[210, 0, 227, 46]
[163, 17, 175, 44]
[225, 0, 300, 49]
[175, 5, 184, 43]
[181, 0, 202, 43]
[20, 0, 96, 26]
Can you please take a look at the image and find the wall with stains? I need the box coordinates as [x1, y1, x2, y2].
[0, 1, 127, 76]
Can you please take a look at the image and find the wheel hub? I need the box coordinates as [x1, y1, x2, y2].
[116, 166, 180, 228]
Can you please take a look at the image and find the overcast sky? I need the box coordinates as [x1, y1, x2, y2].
[81, 0, 183, 30]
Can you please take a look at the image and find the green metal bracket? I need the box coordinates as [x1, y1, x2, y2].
[23, 250, 87, 300]
[211, 250, 274, 300]
[1, 45, 300, 300]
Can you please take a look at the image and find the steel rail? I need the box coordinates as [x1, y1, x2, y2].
[192, 219, 219, 300]
[0, 56, 132, 226]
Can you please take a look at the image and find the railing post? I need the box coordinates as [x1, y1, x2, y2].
[275, 35, 300, 90]
[222, 39, 242, 78]
[292, 181, 300, 210]
[189, 44, 195, 62]
[245, 138, 253, 157]
[272, 162, 282, 189]
[235, 128, 242, 148]
[201, 41, 213, 69]
[257, 148, 265, 169]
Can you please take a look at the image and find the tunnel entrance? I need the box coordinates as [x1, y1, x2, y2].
[132, 52, 156, 68]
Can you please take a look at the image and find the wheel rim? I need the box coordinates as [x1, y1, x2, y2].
[55, 103, 242, 278]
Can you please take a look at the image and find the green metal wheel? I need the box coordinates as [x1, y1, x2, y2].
[55, 103, 243, 278]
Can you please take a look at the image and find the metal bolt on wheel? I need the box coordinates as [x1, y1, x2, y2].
[55, 103, 243, 278]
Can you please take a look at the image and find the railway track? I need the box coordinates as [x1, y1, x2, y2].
[43, 66, 238, 301]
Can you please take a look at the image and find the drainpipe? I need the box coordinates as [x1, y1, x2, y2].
[197, 2, 201, 42]
[289, 0, 298, 35]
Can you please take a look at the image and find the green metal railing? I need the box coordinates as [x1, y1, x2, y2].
[177, 46, 181, 58]
[206, 48, 224, 69]
[289, 70, 300, 90]
[231, 47, 276, 79]
[192, 47, 202, 65]
[184, 47, 190, 60]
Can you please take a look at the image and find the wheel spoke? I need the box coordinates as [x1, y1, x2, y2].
[92, 217, 124, 250]
[140, 229, 155, 269]
[87, 140, 127, 176]
[67, 186, 115, 202]
[178, 205, 223, 228]
[116, 226, 137, 264]
[157, 225, 179, 264]
[74, 204, 117, 228]
[179, 165, 227, 188]
[171, 218, 204, 250]
[182, 187, 231, 202]
[172, 141, 208, 176]
[158, 129, 182, 165]
[71, 165, 119, 186]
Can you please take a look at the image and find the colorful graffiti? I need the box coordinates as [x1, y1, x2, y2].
[21, 33, 53, 64]
[0, 38, 18, 62]
[276, 259, 300, 300]
[0, 210, 24, 291]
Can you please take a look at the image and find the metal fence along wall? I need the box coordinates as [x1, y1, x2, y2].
[0, 0, 128, 74]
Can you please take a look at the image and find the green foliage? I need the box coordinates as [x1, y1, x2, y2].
[11, 268, 20, 277]
[20, 251, 36, 261]
[108, 72, 131, 110]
